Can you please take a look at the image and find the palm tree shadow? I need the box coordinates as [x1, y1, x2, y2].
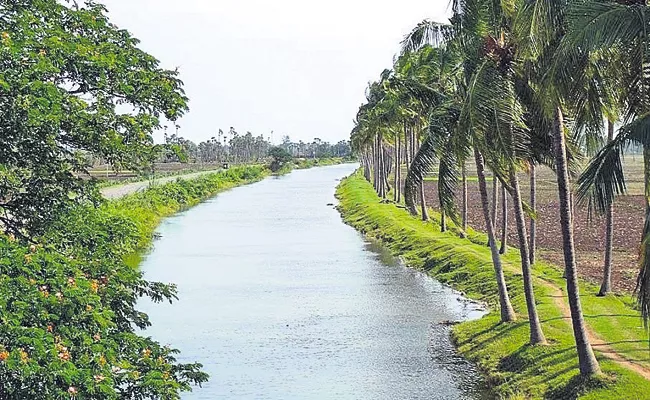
[465, 321, 528, 352]
[545, 373, 611, 400]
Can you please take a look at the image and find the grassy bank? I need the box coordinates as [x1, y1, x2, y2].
[336, 171, 650, 400]
[294, 157, 348, 169]
[0, 165, 268, 398]
[273, 157, 350, 175]
[106, 165, 268, 252]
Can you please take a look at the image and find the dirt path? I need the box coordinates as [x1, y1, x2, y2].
[544, 280, 650, 380]
[100, 170, 222, 199]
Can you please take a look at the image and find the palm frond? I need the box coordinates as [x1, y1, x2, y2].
[404, 133, 437, 216]
[575, 135, 627, 215]
[437, 149, 461, 226]
[401, 20, 453, 54]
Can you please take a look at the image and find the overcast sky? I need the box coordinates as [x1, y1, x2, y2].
[100, 0, 450, 144]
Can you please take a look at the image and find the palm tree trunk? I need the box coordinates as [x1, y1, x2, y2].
[529, 164, 537, 265]
[474, 148, 516, 323]
[553, 106, 601, 376]
[420, 180, 429, 221]
[374, 138, 379, 193]
[397, 136, 402, 203]
[461, 162, 468, 238]
[394, 139, 400, 203]
[371, 143, 376, 190]
[377, 137, 384, 197]
[488, 174, 499, 246]
[411, 126, 417, 166]
[492, 174, 499, 227]
[377, 136, 384, 197]
[599, 120, 615, 296]
[380, 142, 387, 199]
[364, 154, 371, 182]
[500, 184, 508, 254]
[638, 144, 650, 325]
[509, 167, 546, 344]
[439, 159, 447, 232]
[404, 122, 410, 169]
[373, 139, 379, 191]
[441, 209, 447, 232]
[383, 146, 391, 194]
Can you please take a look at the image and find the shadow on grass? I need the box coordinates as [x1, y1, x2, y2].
[545, 373, 613, 400]
[465, 321, 528, 353]
[498, 345, 575, 373]
[584, 314, 640, 319]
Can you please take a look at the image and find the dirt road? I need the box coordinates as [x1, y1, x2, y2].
[100, 170, 223, 199]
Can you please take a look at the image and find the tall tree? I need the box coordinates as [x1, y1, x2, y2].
[0, 0, 188, 238]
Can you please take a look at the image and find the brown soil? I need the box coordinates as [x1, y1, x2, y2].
[418, 164, 645, 295]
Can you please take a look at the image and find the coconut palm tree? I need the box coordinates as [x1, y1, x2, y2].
[518, 0, 601, 375]
[400, 16, 525, 324]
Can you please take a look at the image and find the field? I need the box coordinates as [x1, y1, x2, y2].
[419, 156, 647, 294]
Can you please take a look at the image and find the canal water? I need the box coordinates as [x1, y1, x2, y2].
[139, 164, 490, 399]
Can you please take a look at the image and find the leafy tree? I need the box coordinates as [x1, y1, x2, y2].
[0, 0, 188, 238]
[268, 146, 293, 172]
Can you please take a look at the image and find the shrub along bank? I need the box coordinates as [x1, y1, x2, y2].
[336, 171, 650, 400]
[0, 165, 266, 399]
[294, 157, 348, 169]
[272, 157, 349, 175]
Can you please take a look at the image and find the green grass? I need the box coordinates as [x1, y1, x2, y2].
[108, 165, 270, 253]
[336, 171, 650, 400]
[293, 157, 348, 169]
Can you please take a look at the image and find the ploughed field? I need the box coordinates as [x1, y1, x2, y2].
[417, 157, 646, 294]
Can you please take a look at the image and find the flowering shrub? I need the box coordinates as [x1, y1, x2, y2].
[0, 166, 266, 399]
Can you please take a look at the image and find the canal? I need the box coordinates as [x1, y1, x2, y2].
[139, 164, 490, 399]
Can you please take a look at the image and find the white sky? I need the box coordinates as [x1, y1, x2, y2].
[100, 0, 451, 144]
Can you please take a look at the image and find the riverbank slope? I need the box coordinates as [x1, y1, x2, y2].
[336, 171, 650, 400]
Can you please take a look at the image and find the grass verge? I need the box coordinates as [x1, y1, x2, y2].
[336, 170, 650, 400]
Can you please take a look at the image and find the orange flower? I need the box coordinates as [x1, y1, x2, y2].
[90, 280, 99, 293]
[142, 348, 152, 358]
[0, 351, 9, 362]
[47, 325, 53, 333]
[58, 349, 70, 361]
[19, 350, 28, 363]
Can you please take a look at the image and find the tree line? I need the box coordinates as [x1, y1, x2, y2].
[152, 129, 351, 165]
[351, 0, 648, 378]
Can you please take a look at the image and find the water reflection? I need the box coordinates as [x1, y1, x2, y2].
[139, 164, 492, 399]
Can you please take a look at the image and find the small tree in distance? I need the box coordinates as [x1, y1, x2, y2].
[268, 146, 293, 172]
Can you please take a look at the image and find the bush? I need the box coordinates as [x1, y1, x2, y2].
[267, 147, 293, 172]
[0, 165, 267, 399]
